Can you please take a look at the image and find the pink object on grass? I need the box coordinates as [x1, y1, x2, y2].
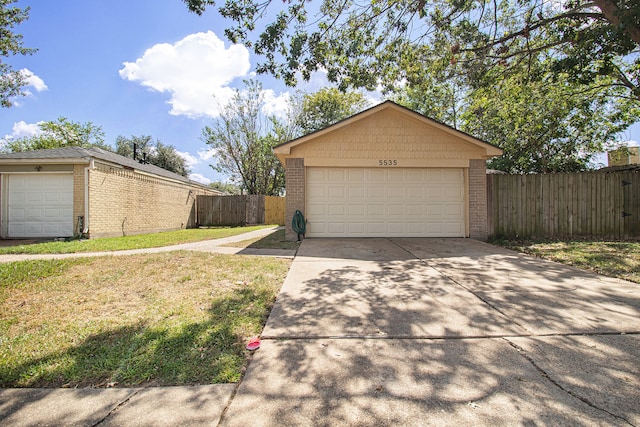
[246, 336, 261, 351]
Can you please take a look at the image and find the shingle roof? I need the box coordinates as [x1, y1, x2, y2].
[0, 146, 94, 160]
[0, 146, 205, 186]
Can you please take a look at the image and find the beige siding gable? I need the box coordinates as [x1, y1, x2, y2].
[289, 107, 486, 168]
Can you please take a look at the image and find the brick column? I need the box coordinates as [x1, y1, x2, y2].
[285, 158, 305, 241]
[469, 159, 488, 241]
[72, 164, 86, 237]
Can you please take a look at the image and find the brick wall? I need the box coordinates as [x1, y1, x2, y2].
[88, 163, 218, 238]
[469, 159, 488, 241]
[285, 158, 305, 241]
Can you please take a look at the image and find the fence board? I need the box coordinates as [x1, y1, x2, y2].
[557, 174, 564, 236]
[624, 172, 638, 237]
[487, 170, 639, 239]
[520, 175, 526, 236]
[246, 195, 264, 224]
[611, 173, 620, 237]
[593, 173, 601, 236]
[534, 174, 543, 236]
[222, 195, 246, 226]
[568, 174, 575, 235]
[196, 195, 285, 227]
[486, 174, 494, 236]
[265, 196, 286, 225]
[624, 171, 640, 237]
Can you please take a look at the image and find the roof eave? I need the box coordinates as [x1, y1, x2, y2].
[0, 157, 91, 165]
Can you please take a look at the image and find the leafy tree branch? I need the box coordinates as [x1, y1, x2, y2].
[0, 0, 37, 107]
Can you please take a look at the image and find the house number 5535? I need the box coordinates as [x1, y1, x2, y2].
[378, 160, 398, 166]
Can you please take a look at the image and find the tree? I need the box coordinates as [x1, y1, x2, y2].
[202, 80, 286, 195]
[209, 181, 241, 194]
[183, 0, 640, 101]
[1, 117, 109, 152]
[185, 0, 640, 173]
[114, 134, 153, 158]
[393, 44, 636, 172]
[296, 87, 370, 134]
[464, 71, 633, 173]
[392, 64, 469, 130]
[1, 0, 36, 107]
[154, 142, 190, 177]
[115, 135, 191, 177]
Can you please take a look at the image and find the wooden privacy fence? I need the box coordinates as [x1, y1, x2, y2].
[264, 196, 286, 225]
[487, 170, 640, 239]
[196, 195, 285, 226]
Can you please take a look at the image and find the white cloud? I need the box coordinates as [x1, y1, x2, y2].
[119, 31, 250, 118]
[2, 121, 42, 142]
[20, 69, 48, 93]
[623, 140, 639, 147]
[9, 69, 47, 106]
[261, 90, 290, 118]
[302, 68, 330, 92]
[176, 150, 200, 168]
[189, 173, 212, 185]
[197, 148, 216, 162]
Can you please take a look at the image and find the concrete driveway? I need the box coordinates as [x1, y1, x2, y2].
[224, 238, 640, 426]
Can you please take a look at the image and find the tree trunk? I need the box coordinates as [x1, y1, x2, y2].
[593, 0, 640, 45]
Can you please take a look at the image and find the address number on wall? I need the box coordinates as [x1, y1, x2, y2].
[378, 160, 398, 166]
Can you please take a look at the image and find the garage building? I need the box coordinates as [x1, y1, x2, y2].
[274, 101, 503, 241]
[0, 147, 220, 239]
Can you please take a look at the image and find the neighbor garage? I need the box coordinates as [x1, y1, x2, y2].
[0, 147, 222, 240]
[274, 101, 503, 241]
[6, 173, 74, 238]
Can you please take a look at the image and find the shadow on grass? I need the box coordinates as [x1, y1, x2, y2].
[492, 239, 640, 283]
[233, 229, 300, 250]
[0, 285, 274, 388]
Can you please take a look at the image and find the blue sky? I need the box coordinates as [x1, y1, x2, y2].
[0, 0, 333, 184]
[1, 0, 638, 182]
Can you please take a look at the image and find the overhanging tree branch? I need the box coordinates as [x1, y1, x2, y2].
[459, 11, 606, 55]
[593, 0, 640, 45]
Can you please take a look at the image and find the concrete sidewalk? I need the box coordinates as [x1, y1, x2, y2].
[0, 226, 296, 263]
[1, 237, 638, 426]
[0, 385, 236, 427]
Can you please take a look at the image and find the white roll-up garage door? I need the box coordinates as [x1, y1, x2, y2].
[306, 167, 465, 237]
[7, 174, 74, 238]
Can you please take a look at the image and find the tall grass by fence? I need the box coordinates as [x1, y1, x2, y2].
[487, 170, 639, 239]
[196, 195, 285, 226]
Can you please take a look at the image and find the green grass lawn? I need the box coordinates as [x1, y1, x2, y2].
[0, 252, 290, 387]
[491, 239, 640, 284]
[0, 225, 274, 255]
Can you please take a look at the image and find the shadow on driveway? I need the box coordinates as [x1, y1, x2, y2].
[223, 237, 640, 426]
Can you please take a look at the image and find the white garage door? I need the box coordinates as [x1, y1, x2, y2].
[7, 174, 74, 238]
[306, 167, 465, 237]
